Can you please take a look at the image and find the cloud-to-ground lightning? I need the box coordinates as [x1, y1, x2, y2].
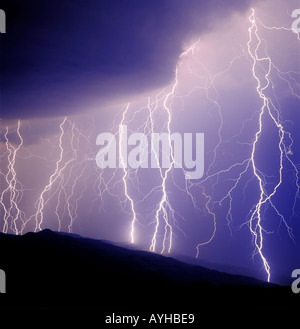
[33, 117, 69, 231]
[0, 120, 24, 234]
[191, 8, 299, 281]
[192, 8, 299, 281]
[119, 103, 139, 244]
[245, 8, 299, 281]
[148, 69, 178, 254]
[0, 116, 98, 235]
[0, 5, 299, 283]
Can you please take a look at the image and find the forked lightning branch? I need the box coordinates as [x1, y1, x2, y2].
[96, 125, 205, 180]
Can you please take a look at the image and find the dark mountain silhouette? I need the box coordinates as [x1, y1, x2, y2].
[0, 229, 297, 312]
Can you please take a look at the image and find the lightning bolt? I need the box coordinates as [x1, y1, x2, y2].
[195, 8, 299, 281]
[243, 8, 299, 282]
[33, 117, 67, 231]
[33, 117, 81, 231]
[0, 120, 24, 234]
[118, 103, 139, 244]
[175, 8, 299, 281]
[149, 69, 179, 254]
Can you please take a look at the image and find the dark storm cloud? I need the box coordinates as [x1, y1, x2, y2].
[0, 0, 252, 119]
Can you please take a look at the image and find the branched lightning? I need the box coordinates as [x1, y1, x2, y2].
[149, 68, 179, 254]
[192, 8, 299, 281]
[0, 120, 25, 234]
[119, 103, 139, 244]
[243, 8, 298, 281]
[34, 117, 70, 231]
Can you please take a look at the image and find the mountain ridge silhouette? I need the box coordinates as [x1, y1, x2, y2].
[0, 229, 297, 311]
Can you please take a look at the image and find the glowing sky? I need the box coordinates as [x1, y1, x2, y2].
[0, 0, 299, 284]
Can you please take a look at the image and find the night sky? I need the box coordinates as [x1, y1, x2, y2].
[0, 0, 299, 284]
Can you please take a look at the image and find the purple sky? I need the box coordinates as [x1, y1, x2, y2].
[0, 0, 300, 284]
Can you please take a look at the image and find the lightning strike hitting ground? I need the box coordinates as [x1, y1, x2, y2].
[119, 103, 139, 244]
[0, 120, 24, 234]
[34, 117, 71, 231]
[193, 8, 299, 281]
[149, 68, 180, 254]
